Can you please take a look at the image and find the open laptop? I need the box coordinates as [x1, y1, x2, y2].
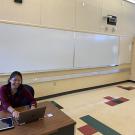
[0, 117, 14, 131]
[16, 106, 46, 125]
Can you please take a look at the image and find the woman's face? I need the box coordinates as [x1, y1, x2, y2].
[10, 75, 22, 89]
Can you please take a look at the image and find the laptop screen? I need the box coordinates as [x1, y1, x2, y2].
[0, 117, 14, 131]
[17, 106, 46, 125]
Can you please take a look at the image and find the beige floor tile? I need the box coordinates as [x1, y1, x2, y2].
[47, 82, 135, 135]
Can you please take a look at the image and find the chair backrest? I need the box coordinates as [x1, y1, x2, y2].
[23, 84, 35, 97]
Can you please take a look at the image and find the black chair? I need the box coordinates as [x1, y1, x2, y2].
[23, 84, 35, 97]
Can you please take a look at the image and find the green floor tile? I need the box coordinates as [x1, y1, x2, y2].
[80, 115, 121, 135]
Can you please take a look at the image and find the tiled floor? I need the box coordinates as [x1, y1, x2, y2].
[43, 82, 135, 135]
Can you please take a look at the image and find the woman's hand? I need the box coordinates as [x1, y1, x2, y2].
[7, 106, 20, 119]
[12, 110, 20, 119]
[31, 105, 36, 110]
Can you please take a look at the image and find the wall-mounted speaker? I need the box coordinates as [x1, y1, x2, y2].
[107, 15, 117, 26]
[14, 0, 22, 4]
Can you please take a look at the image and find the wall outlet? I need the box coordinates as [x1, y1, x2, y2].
[53, 82, 56, 86]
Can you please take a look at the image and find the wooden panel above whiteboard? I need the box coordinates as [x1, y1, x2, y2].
[0, 0, 40, 25]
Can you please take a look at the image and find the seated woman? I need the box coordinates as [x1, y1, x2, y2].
[0, 71, 37, 119]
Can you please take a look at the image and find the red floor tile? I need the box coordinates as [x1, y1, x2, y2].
[78, 124, 97, 135]
[119, 97, 129, 102]
[105, 100, 118, 106]
[104, 96, 114, 100]
[125, 86, 135, 90]
[117, 86, 135, 91]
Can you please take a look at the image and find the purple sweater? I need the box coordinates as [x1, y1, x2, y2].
[0, 84, 37, 111]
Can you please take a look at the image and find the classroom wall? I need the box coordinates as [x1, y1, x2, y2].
[0, 0, 135, 98]
[130, 38, 135, 81]
[0, 64, 130, 98]
[0, 0, 135, 34]
[31, 65, 130, 98]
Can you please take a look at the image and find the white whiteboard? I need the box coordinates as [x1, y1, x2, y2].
[0, 23, 121, 73]
[0, 23, 74, 73]
[118, 35, 132, 64]
[74, 32, 119, 68]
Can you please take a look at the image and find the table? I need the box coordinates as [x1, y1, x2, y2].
[0, 101, 76, 135]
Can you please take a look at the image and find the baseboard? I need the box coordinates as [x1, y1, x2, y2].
[36, 80, 130, 101]
[128, 80, 135, 83]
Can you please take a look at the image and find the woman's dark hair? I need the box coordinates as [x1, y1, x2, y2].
[8, 71, 23, 84]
